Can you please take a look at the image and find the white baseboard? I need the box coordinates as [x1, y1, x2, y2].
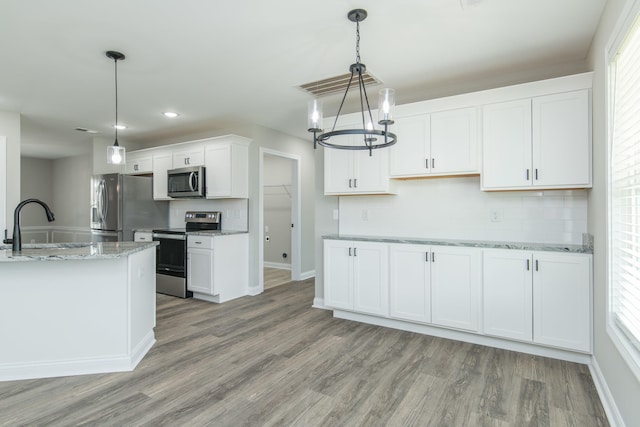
[264, 262, 291, 270]
[589, 357, 624, 427]
[312, 297, 328, 310]
[300, 269, 315, 280]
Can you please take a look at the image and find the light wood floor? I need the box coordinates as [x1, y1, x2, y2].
[264, 266, 291, 289]
[0, 280, 608, 426]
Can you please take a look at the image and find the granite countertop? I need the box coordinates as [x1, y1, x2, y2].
[0, 241, 158, 262]
[323, 234, 593, 254]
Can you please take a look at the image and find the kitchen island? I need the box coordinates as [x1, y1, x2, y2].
[0, 241, 157, 381]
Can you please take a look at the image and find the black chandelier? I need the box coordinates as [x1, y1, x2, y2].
[307, 9, 397, 156]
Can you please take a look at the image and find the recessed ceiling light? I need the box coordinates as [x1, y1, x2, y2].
[162, 111, 179, 118]
[113, 124, 127, 130]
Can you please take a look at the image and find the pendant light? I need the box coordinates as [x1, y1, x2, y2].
[307, 9, 397, 156]
[106, 50, 126, 165]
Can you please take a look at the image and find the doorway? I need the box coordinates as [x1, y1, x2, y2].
[259, 148, 301, 292]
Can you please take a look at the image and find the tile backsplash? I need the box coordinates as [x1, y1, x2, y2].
[338, 176, 588, 245]
[169, 199, 249, 231]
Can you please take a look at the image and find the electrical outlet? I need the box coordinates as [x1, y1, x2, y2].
[490, 208, 503, 222]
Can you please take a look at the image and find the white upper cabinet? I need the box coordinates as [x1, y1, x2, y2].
[152, 150, 172, 201]
[172, 143, 205, 168]
[124, 152, 153, 175]
[204, 136, 250, 199]
[482, 89, 591, 191]
[323, 120, 392, 195]
[532, 91, 591, 187]
[390, 107, 478, 178]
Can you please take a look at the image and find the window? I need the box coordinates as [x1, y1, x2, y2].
[609, 6, 640, 379]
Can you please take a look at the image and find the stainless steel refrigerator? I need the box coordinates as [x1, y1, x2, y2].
[90, 174, 168, 242]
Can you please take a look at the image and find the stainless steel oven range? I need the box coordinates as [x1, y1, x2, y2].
[152, 211, 221, 298]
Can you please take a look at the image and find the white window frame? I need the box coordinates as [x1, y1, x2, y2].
[607, 0, 640, 382]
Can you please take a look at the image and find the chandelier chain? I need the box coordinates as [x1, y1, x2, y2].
[355, 20, 361, 64]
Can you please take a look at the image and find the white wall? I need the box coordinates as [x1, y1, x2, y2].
[167, 198, 249, 232]
[588, 0, 640, 425]
[340, 177, 588, 245]
[0, 111, 20, 238]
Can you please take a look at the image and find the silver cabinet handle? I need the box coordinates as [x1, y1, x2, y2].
[426, 252, 429, 262]
[426, 159, 429, 169]
[535, 260, 539, 271]
[348, 179, 352, 188]
[431, 158, 435, 169]
[431, 252, 435, 262]
[354, 179, 357, 188]
[535, 169, 539, 180]
[353, 247, 357, 256]
[526, 259, 530, 270]
[348, 247, 352, 256]
[526, 169, 530, 181]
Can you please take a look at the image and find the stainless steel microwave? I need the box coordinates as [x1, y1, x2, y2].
[167, 166, 206, 198]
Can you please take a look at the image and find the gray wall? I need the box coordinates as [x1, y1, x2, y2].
[263, 154, 292, 266]
[588, 0, 640, 425]
[20, 157, 53, 226]
[21, 154, 92, 229]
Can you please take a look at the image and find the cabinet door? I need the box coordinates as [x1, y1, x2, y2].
[324, 240, 354, 310]
[389, 244, 431, 323]
[483, 250, 533, 341]
[431, 246, 481, 332]
[134, 232, 152, 242]
[187, 247, 214, 295]
[324, 136, 354, 194]
[430, 107, 478, 175]
[125, 155, 153, 174]
[482, 99, 532, 189]
[205, 143, 232, 198]
[353, 146, 389, 193]
[352, 242, 389, 316]
[532, 90, 590, 188]
[152, 153, 172, 200]
[533, 252, 591, 352]
[389, 114, 430, 176]
[173, 147, 205, 167]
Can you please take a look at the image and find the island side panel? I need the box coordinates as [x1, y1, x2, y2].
[128, 246, 156, 367]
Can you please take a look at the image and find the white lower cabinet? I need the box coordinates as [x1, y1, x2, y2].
[324, 239, 388, 316]
[187, 235, 214, 295]
[430, 246, 481, 332]
[483, 249, 592, 352]
[532, 252, 591, 352]
[389, 244, 431, 323]
[133, 231, 153, 243]
[187, 233, 249, 303]
[388, 244, 481, 332]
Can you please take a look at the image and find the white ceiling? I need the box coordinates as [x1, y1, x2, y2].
[0, 0, 607, 159]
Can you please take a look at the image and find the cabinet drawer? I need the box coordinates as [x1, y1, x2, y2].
[188, 235, 214, 249]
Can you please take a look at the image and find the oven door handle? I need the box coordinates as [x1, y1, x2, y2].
[153, 233, 186, 240]
[189, 171, 198, 192]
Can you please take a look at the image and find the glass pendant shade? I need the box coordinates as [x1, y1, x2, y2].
[307, 99, 323, 132]
[107, 144, 125, 165]
[378, 88, 396, 124]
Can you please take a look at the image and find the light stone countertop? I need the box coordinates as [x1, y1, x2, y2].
[323, 234, 593, 254]
[0, 241, 158, 262]
[186, 230, 248, 237]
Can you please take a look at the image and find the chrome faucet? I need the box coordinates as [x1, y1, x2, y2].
[12, 198, 55, 252]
